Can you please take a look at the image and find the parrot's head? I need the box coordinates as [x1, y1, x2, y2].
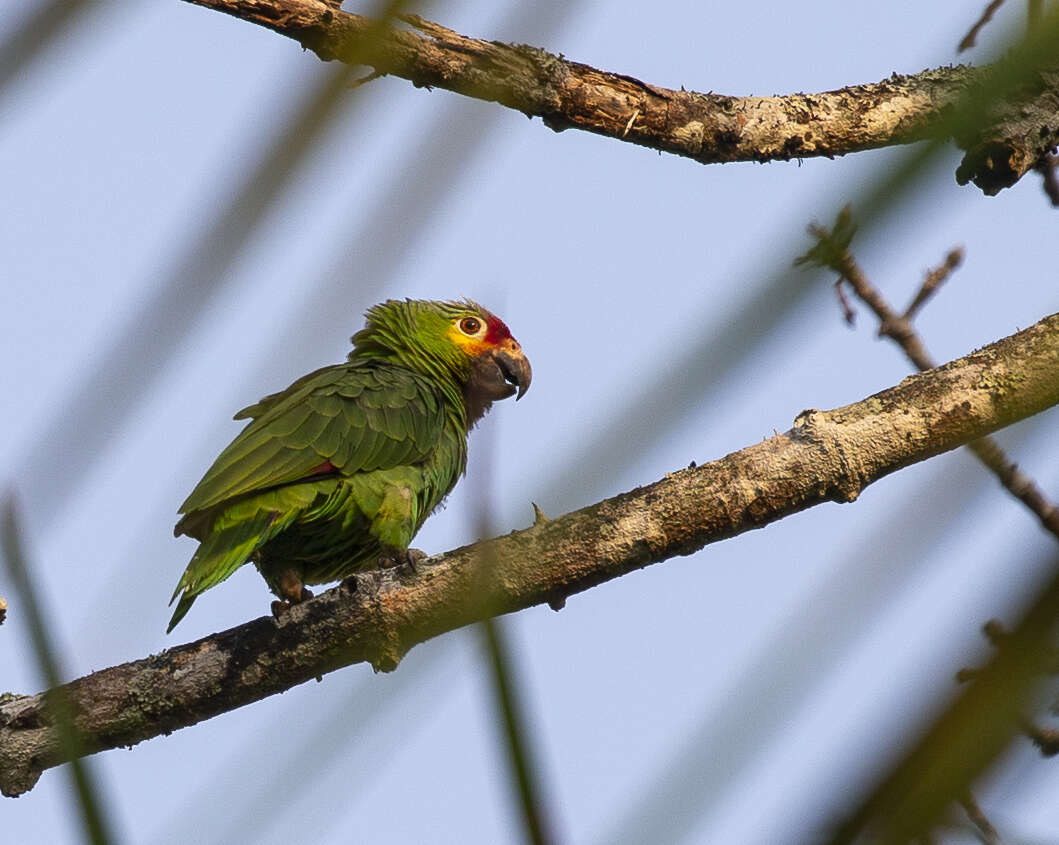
[351, 299, 531, 425]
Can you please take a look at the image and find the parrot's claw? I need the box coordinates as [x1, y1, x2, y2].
[377, 547, 427, 574]
[404, 548, 427, 574]
[270, 569, 313, 621]
[270, 587, 313, 621]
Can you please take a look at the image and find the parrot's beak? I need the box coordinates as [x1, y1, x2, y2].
[493, 339, 532, 400]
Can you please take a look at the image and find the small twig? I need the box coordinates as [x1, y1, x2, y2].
[805, 215, 934, 368]
[834, 279, 857, 325]
[0, 596, 6, 625]
[960, 792, 1002, 844]
[959, 0, 1009, 51]
[966, 437, 1059, 539]
[1037, 152, 1059, 206]
[983, 618, 1009, 645]
[961, 621, 1059, 755]
[903, 248, 964, 321]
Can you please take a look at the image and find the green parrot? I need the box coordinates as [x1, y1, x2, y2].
[167, 298, 531, 632]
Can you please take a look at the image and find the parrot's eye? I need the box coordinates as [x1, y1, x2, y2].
[459, 316, 482, 335]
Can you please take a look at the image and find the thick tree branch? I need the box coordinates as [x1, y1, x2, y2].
[2, 313, 1058, 797]
[183, 0, 1059, 194]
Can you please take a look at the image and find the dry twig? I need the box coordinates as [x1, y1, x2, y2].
[959, 792, 1001, 844]
[959, 0, 1009, 52]
[902, 249, 964, 322]
[959, 619, 1059, 760]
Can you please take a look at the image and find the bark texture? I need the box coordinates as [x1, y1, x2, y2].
[184, 0, 1059, 193]
[2, 312, 1058, 797]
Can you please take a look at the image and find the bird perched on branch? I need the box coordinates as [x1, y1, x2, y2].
[167, 298, 531, 632]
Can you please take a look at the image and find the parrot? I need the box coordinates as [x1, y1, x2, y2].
[166, 298, 531, 632]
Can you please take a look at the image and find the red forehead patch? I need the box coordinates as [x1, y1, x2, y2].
[485, 315, 513, 344]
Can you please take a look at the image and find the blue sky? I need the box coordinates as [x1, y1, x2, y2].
[2, 1, 1058, 842]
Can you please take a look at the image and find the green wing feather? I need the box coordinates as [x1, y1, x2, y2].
[167, 362, 449, 631]
[176, 362, 446, 521]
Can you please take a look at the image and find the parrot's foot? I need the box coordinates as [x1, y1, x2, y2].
[404, 548, 427, 573]
[271, 567, 312, 620]
[377, 547, 427, 574]
[270, 587, 313, 621]
[275, 567, 312, 602]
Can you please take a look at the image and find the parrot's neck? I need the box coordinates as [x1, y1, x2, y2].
[462, 382, 496, 430]
[348, 314, 478, 434]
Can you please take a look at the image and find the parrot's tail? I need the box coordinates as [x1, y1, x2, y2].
[166, 593, 198, 634]
[167, 508, 292, 633]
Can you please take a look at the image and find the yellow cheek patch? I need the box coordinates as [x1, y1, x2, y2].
[447, 325, 489, 355]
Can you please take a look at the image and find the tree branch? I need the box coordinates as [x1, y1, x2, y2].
[2, 312, 1058, 797]
[182, 0, 1059, 194]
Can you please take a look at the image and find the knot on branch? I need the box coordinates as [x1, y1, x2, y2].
[339, 571, 408, 673]
[790, 409, 869, 503]
[956, 138, 1038, 194]
[954, 68, 1059, 194]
